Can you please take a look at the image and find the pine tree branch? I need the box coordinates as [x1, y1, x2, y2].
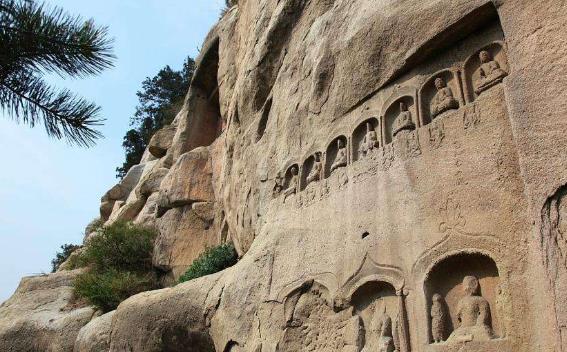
[0, 71, 103, 147]
[0, 0, 115, 78]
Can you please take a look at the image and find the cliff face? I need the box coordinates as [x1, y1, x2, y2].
[3, 0, 567, 351]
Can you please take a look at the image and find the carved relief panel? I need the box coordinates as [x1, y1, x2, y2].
[384, 95, 418, 145]
[419, 70, 464, 125]
[280, 282, 364, 352]
[325, 135, 349, 178]
[463, 42, 509, 103]
[352, 118, 380, 162]
[424, 253, 505, 346]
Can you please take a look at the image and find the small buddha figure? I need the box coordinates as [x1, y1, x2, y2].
[475, 50, 507, 95]
[392, 102, 416, 137]
[283, 166, 299, 200]
[447, 276, 494, 343]
[431, 77, 459, 118]
[362, 306, 395, 352]
[306, 154, 322, 185]
[359, 122, 379, 158]
[431, 293, 448, 343]
[330, 139, 347, 172]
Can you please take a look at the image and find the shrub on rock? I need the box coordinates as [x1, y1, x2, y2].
[73, 221, 158, 312]
[178, 243, 237, 283]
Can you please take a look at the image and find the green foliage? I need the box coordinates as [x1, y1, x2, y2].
[51, 243, 81, 273]
[74, 269, 156, 313]
[73, 221, 158, 312]
[116, 57, 195, 178]
[0, 0, 115, 146]
[179, 243, 238, 283]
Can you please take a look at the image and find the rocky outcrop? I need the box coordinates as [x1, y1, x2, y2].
[148, 125, 176, 158]
[0, 270, 95, 352]
[3, 0, 567, 351]
[73, 311, 114, 352]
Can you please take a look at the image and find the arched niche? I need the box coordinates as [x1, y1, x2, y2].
[283, 163, 300, 190]
[424, 252, 502, 344]
[189, 38, 223, 148]
[324, 135, 348, 178]
[300, 152, 322, 191]
[351, 281, 398, 328]
[383, 95, 416, 144]
[419, 69, 463, 125]
[352, 117, 380, 162]
[463, 42, 509, 103]
[280, 280, 363, 351]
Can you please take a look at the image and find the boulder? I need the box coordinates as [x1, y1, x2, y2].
[0, 270, 95, 352]
[73, 311, 114, 352]
[158, 147, 214, 209]
[148, 125, 176, 158]
[153, 204, 218, 281]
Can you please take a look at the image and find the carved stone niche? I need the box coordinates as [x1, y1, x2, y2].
[282, 163, 300, 199]
[325, 135, 349, 178]
[350, 281, 410, 352]
[419, 69, 464, 125]
[463, 42, 509, 103]
[301, 152, 323, 191]
[425, 253, 505, 346]
[280, 281, 364, 352]
[352, 118, 380, 162]
[383, 95, 417, 145]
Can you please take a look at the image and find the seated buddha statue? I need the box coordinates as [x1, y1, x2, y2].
[330, 139, 347, 172]
[431, 77, 459, 118]
[306, 154, 322, 185]
[283, 166, 299, 200]
[392, 101, 415, 137]
[447, 276, 494, 343]
[474, 50, 507, 95]
[359, 122, 379, 158]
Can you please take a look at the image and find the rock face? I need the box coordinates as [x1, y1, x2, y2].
[3, 0, 567, 351]
[0, 270, 95, 352]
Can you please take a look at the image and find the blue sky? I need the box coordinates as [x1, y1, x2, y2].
[0, 0, 224, 302]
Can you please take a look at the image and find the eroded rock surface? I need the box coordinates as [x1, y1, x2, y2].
[0, 270, 95, 352]
[3, 0, 567, 351]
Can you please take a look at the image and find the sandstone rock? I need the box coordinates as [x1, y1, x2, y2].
[109, 274, 222, 352]
[0, 270, 95, 352]
[134, 192, 160, 228]
[100, 164, 146, 220]
[153, 204, 218, 281]
[148, 125, 176, 158]
[138, 167, 169, 198]
[73, 311, 114, 352]
[158, 147, 214, 209]
[4, 0, 567, 351]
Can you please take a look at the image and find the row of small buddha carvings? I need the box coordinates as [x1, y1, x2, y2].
[273, 48, 508, 200]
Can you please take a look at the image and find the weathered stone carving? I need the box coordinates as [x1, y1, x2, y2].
[431, 78, 459, 118]
[359, 122, 379, 158]
[273, 172, 284, 197]
[428, 119, 445, 149]
[431, 293, 448, 343]
[392, 102, 415, 137]
[474, 50, 507, 95]
[330, 139, 348, 172]
[306, 153, 322, 185]
[280, 283, 363, 352]
[447, 275, 494, 343]
[362, 306, 395, 352]
[283, 166, 299, 200]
